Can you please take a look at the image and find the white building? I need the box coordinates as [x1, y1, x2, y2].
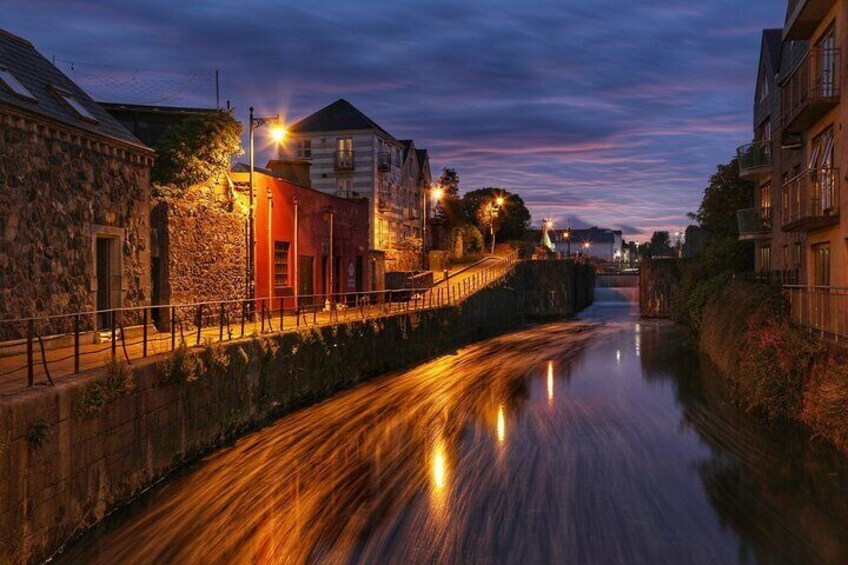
[282, 99, 431, 269]
[553, 227, 624, 262]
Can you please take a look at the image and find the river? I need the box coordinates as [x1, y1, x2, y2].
[55, 294, 848, 564]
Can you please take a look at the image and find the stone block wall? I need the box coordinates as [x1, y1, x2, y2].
[0, 112, 153, 339]
[0, 260, 593, 564]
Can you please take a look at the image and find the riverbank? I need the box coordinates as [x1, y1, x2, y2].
[0, 260, 593, 564]
[692, 279, 848, 455]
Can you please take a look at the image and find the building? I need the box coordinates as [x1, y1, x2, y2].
[230, 167, 373, 306]
[736, 27, 807, 283]
[282, 99, 432, 270]
[100, 102, 220, 148]
[552, 227, 624, 262]
[0, 29, 154, 335]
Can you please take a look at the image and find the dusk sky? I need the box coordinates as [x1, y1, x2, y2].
[5, 0, 783, 239]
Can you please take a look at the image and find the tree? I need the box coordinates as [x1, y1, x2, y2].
[649, 231, 673, 257]
[689, 158, 754, 238]
[434, 167, 463, 226]
[152, 111, 243, 191]
[462, 188, 532, 241]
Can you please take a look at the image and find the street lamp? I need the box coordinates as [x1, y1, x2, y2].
[423, 184, 444, 267]
[248, 106, 286, 304]
[563, 228, 572, 257]
[489, 196, 505, 256]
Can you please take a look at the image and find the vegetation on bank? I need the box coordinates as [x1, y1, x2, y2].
[671, 158, 848, 452]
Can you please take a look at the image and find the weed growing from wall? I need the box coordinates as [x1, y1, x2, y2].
[73, 359, 136, 419]
[26, 419, 50, 451]
[157, 345, 200, 386]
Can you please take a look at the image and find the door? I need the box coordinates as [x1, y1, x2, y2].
[96, 237, 113, 329]
[355, 256, 364, 293]
[298, 256, 314, 307]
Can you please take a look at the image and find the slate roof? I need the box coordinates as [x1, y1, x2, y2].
[415, 148, 429, 171]
[399, 139, 414, 162]
[762, 29, 783, 72]
[288, 98, 395, 140]
[0, 29, 149, 150]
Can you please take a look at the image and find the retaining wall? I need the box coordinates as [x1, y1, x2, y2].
[0, 261, 592, 564]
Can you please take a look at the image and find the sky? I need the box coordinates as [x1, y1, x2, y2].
[4, 0, 784, 239]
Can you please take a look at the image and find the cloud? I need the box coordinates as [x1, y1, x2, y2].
[2, 0, 781, 238]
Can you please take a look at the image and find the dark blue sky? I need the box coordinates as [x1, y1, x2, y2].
[5, 0, 783, 238]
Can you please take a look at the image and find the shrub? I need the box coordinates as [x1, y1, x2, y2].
[26, 420, 50, 451]
[802, 363, 848, 451]
[73, 359, 136, 418]
[157, 345, 200, 386]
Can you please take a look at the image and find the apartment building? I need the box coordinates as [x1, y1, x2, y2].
[740, 0, 848, 334]
[283, 99, 431, 270]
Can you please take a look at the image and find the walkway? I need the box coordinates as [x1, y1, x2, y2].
[0, 253, 518, 395]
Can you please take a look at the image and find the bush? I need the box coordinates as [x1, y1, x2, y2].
[802, 362, 848, 451]
[73, 359, 136, 418]
[157, 344, 200, 386]
[26, 420, 50, 451]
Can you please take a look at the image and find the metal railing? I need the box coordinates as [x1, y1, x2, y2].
[787, 285, 848, 342]
[0, 251, 520, 392]
[334, 150, 354, 171]
[782, 167, 840, 227]
[737, 270, 799, 287]
[736, 141, 773, 176]
[737, 207, 773, 236]
[782, 47, 840, 131]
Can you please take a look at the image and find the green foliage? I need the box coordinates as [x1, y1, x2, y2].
[803, 364, 848, 450]
[448, 224, 483, 258]
[157, 344, 200, 386]
[152, 111, 243, 191]
[200, 339, 230, 378]
[690, 158, 754, 238]
[73, 359, 136, 418]
[434, 168, 462, 225]
[672, 272, 729, 333]
[462, 188, 531, 241]
[26, 419, 50, 451]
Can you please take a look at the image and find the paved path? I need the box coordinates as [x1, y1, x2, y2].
[0, 254, 516, 395]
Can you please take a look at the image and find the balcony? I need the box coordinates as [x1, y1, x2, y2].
[334, 150, 354, 171]
[737, 207, 773, 240]
[736, 141, 773, 180]
[377, 151, 392, 172]
[782, 48, 840, 133]
[785, 0, 837, 40]
[782, 167, 840, 231]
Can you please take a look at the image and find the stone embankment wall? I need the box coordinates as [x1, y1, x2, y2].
[0, 113, 152, 338]
[639, 259, 684, 318]
[0, 261, 592, 564]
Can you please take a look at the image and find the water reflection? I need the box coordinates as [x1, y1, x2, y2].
[56, 304, 848, 565]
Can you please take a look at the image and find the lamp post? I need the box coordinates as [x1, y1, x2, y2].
[422, 185, 444, 268]
[563, 228, 572, 257]
[489, 195, 505, 256]
[248, 106, 286, 305]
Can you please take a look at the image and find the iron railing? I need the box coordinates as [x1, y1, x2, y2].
[0, 252, 520, 392]
[787, 285, 848, 342]
[736, 141, 773, 177]
[782, 168, 840, 228]
[334, 150, 354, 171]
[737, 207, 773, 237]
[782, 47, 840, 131]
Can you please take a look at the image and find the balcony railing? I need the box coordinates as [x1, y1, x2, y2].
[377, 151, 392, 172]
[334, 150, 354, 171]
[781, 167, 840, 231]
[785, 0, 838, 40]
[787, 286, 848, 343]
[782, 48, 840, 133]
[736, 141, 773, 179]
[737, 207, 773, 239]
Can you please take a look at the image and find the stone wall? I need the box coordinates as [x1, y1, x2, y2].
[0, 260, 592, 564]
[639, 258, 684, 318]
[0, 112, 153, 339]
[152, 179, 248, 310]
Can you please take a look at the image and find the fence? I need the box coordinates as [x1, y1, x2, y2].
[786, 285, 848, 343]
[595, 273, 639, 288]
[0, 251, 520, 391]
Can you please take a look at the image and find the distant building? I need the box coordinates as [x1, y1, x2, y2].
[100, 102, 219, 148]
[553, 227, 624, 262]
[0, 28, 154, 333]
[282, 99, 431, 270]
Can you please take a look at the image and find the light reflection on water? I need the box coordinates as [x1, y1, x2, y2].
[56, 300, 848, 564]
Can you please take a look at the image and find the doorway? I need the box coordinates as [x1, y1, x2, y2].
[299, 256, 314, 307]
[96, 237, 114, 329]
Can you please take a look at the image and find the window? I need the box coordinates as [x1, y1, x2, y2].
[274, 241, 290, 288]
[759, 245, 771, 272]
[296, 139, 312, 160]
[337, 178, 352, 197]
[53, 88, 97, 122]
[817, 26, 837, 98]
[813, 243, 830, 286]
[0, 67, 35, 100]
[337, 137, 352, 152]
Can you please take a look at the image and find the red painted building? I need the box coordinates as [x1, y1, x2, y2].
[230, 168, 372, 306]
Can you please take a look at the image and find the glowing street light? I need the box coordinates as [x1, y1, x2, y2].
[496, 195, 505, 207]
[248, 106, 285, 303]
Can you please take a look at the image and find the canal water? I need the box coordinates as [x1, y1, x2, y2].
[57, 293, 848, 564]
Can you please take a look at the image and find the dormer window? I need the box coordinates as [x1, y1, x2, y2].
[0, 67, 36, 101]
[52, 87, 97, 122]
